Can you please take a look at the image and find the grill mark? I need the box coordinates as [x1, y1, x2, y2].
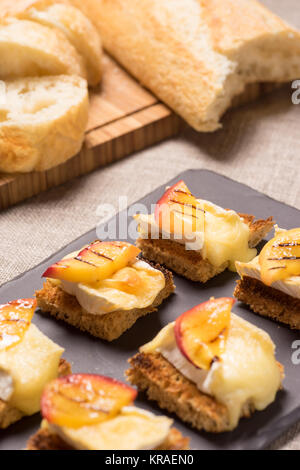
[89, 249, 113, 261]
[209, 328, 227, 344]
[173, 189, 190, 195]
[74, 256, 97, 267]
[169, 199, 205, 213]
[172, 209, 200, 220]
[269, 266, 286, 270]
[273, 242, 300, 247]
[267, 257, 300, 261]
[2, 319, 28, 324]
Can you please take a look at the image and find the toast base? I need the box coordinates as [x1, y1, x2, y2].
[126, 352, 283, 433]
[26, 426, 189, 450]
[0, 358, 71, 430]
[36, 261, 175, 341]
[127, 352, 249, 432]
[234, 276, 300, 330]
[137, 214, 274, 283]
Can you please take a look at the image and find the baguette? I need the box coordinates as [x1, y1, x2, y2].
[17, 2, 102, 86]
[0, 75, 88, 173]
[0, 0, 69, 18]
[71, 0, 300, 131]
[0, 17, 87, 81]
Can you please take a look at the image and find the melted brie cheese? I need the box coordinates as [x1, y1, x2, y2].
[202, 200, 256, 271]
[46, 406, 172, 450]
[141, 315, 282, 430]
[135, 199, 256, 271]
[59, 259, 165, 315]
[236, 256, 300, 300]
[0, 370, 13, 402]
[0, 324, 64, 415]
[135, 213, 205, 251]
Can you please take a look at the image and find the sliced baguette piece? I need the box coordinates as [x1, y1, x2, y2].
[0, 0, 69, 18]
[0, 17, 87, 80]
[136, 215, 274, 283]
[18, 3, 102, 86]
[36, 261, 175, 342]
[27, 426, 189, 450]
[0, 358, 71, 430]
[0, 75, 88, 173]
[126, 352, 284, 433]
[71, 0, 300, 131]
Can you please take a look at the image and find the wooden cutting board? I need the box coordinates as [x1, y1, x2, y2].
[0, 53, 281, 211]
[0, 54, 182, 210]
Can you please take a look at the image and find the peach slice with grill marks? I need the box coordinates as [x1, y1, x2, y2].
[41, 374, 137, 429]
[0, 298, 36, 351]
[174, 298, 234, 370]
[154, 180, 205, 238]
[42, 241, 141, 284]
[259, 228, 300, 286]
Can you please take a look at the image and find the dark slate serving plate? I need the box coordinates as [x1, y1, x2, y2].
[0, 170, 299, 450]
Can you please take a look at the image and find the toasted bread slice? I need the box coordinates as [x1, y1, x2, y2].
[36, 261, 175, 342]
[0, 358, 71, 430]
[234, 276, 300, 330]
[27, 426, 189, 450]
[126, 352, 283, 433]
[137, 214, 274, 283]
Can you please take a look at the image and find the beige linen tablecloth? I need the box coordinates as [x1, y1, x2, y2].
[0, 0, 299, 450]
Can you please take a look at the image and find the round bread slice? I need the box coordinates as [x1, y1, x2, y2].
[0, 75, 89, 173]
[19, 3, 102, 86]
[0, 17, 87, 80]
[0, 0, 69, 18]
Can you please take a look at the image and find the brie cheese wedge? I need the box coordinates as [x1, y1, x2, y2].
[59, 258, 165, 315]
[142, 314, 282, 430]
[46, 406, 172, 450]
[0, 324, 64, 415]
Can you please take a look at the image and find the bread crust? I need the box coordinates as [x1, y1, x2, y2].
[0, 0, 69, 18]
[137, 214, 274, 282]
[71, 0, 300, 131]
[26, 426, 189, 450]
[0, 75, 89, 173]
[36, 260, 175, 341]
[0, 358, 71, 430]
[0, 17, 87, 80]
[234, 276, 300, 330]
[18, 2, 102, 86]
[126, 352, 283, 433]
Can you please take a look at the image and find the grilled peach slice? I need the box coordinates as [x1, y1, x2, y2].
[0, 298, 36, 351]
[259, 228, 300, 286]
[154, 180, 205, 238]
[41, 374, 137, 429]
[174, 298, 234, 370]
[43, 241, 141, 284]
